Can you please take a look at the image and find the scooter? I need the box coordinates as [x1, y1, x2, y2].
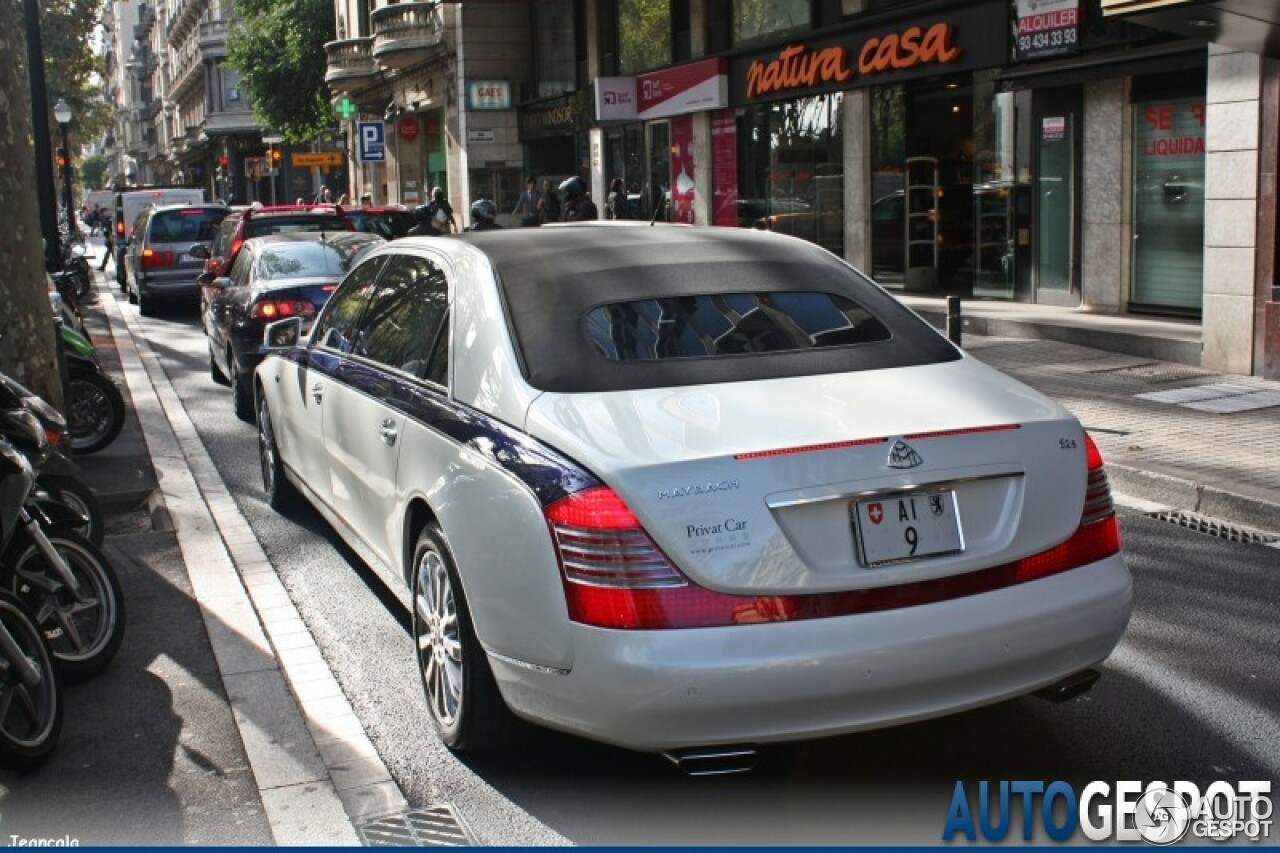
[0, 437, 62, 770]
[60, 324, 125, 455]
[0, 380, 125, 681]
[0, 372, 104, 546]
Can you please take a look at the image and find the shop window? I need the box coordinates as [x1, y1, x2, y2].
[1131, 94, 1205, 313]
[618, 0, 672, 74]
[533, 0, 577, 98]
[733, 0, 809, 46]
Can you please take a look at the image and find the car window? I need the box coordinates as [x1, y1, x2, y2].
[585, 292, 891, 361]
[245, 219, 347, 239]
[229, 248, 253, 286]
[422, 310, 449, 388]
[149, 208, 227, 243]
[212, 218, 236, 256]
[255, 242, 341, 281]
[351, 254, 449, 374]
[311, 255, 387, 354]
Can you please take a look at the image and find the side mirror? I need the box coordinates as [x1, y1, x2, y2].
[263, 317, 303, 350]
[188, 244, 211, 260]
[196, 271, 215, 287]
[211, 276, 232, 289]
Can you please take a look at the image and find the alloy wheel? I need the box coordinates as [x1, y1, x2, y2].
[415, 550, 463, 727]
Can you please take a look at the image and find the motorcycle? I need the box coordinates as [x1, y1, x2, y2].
[0, 438, 62, 770]
[0, 382, 125, 682]
[0, 372, 104, 546]
[60, 324, 125, 455]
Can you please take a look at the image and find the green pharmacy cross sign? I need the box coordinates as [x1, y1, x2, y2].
[334, 96, 358, 120]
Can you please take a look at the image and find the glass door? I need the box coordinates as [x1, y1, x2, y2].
[646, 121, 671, 222]
[1033, 88, 1080, 305]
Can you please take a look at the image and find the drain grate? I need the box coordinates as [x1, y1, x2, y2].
[1145, 510, 1280, 546]
[359, 805, 474, 847]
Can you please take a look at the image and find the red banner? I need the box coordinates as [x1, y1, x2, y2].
[711, 110, 738, 228]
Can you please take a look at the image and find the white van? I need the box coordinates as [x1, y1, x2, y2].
[113, 188, 205, 281]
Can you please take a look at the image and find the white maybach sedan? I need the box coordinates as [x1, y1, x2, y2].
[253, 224, 1132, 772]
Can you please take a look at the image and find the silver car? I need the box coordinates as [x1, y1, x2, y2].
[124, 203, 228, 316]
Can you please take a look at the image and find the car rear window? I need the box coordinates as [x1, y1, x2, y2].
[255, 240, 372, 281]
[349, 211, 415, 239]
[586, 292, 890, 361]
[149, 208, 227, 243]
[462, 228, 959, 393]
[245, 217, 349, 239]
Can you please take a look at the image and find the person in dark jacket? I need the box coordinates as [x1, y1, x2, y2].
[606, 178, 630, 220]
[407, 203, 441, 236]
[538, 179, 561, 223]
[559, 176, 598, 222]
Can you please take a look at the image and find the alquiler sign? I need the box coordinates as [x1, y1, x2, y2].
[730, 2, 1006, 104]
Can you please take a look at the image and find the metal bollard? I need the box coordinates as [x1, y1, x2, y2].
[946, 296, 963, 347]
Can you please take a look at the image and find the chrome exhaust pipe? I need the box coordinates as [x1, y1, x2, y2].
[1033, 668, 1101, 703]
[662, 745, 759, 776]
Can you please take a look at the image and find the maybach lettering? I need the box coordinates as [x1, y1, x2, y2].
[658, 479, 740, 500]
[746, 22, 960, 100]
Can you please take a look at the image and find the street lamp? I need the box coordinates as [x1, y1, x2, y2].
[53, 98, 74, 238]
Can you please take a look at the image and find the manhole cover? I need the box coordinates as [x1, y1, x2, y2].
[359, 805, 474, 847]
[1145, 510, 1279, 546]
[1110, 363, 1214, 384]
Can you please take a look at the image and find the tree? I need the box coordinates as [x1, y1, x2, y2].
[79, 153, 108, 193]
[0, 0, 63, 408]
[15, 0, 111, 153]
[226, 0, 335, 143]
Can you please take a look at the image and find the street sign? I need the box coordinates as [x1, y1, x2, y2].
[357, 121, 386, 162]
[334, 96, 358, 121]
[291, 152, 344, 168]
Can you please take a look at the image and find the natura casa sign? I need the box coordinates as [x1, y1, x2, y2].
[730, 2, 1006, 104]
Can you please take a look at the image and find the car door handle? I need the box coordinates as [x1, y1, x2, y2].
[379, 419, 398, 446]
[311, 383, 324, 404]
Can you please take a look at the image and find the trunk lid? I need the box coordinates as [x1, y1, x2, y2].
[525, 357, 1089, 594]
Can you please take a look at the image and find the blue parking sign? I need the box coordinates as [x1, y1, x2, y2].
[357, 121, 385, 163]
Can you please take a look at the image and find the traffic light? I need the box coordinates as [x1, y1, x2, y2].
[269, 146, 282, 167]
[56, 148, 67, 169]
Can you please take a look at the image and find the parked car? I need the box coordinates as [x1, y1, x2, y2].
[204, 231, 383, 420]
[122, 203, 229, 316]
[343, 205, 416, 240]
[252, 224, 1131, 767]
[192, 204, 354, 287]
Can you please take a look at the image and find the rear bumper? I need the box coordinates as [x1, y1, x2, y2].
[488, 554, 1132, 753]
[137, 274, 201, 299]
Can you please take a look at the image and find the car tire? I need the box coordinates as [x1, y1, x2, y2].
[209, 343, 230, 386]
[257, 395, 297, 512]
[126, 283, 137, 305]
[137, 288, 154, 318]
[231, 348, 254, 423]
[411, 523, 513, 752]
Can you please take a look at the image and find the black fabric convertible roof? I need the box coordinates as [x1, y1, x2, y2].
[457, 224, 959, 394]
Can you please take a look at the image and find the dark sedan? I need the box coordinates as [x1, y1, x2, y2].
[203, 231, 384, 420]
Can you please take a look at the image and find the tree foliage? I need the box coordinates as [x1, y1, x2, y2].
[14, 0, 111, 150]
[79, 153, 108, 192]
[226, 0, 335, 143]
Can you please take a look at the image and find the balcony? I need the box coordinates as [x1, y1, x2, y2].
[134, 3, 156, 41]
[205, 109, 261, 136]
[198, 19, 230, 61]
[325, 37, 377, 90]
[372, 2, 445, 71]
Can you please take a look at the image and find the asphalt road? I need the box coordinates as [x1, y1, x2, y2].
[133, 295, 1280, 846]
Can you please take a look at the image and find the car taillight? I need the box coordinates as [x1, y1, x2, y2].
[229, 238, 243, 260]
[204, 258, 220, 275]
[547, 439, 1121, 631]
[141, 248, 176, 268]
[251, 299, 317, 320]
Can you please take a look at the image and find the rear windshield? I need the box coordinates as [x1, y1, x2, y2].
[586, 292, 890, 361]
[245, 217, 349, 239]
[349, 211, 415, 239]
[465, 228, 959, 393]
[149, 208, 227, 243]
[255, 241, 369, 281]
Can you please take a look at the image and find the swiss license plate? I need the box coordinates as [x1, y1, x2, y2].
[853, 491, 963, 567]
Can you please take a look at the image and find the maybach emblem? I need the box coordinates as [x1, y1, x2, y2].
[887, 440, 923, 469]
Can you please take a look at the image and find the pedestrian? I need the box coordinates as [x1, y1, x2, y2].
[606, 178, 630, 220]
[512, 177, 541, 227]
[427, 187, 457, 234]
[359, 192, 373, 206]
[467, 199, 502, 232]
[315, 186, 334, 204]
[559, 176, 598, 222]
[538, 179, 561, 223]
[99, 225, 114, 271]
[407, 203, 441, 236]
[336, 193, 349, 205]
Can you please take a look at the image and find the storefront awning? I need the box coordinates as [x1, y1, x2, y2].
[994, 40, 1206, 87]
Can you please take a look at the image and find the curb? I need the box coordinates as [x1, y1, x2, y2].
[94, 272, 409, 844]
[1107, 461, 1280, 536]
